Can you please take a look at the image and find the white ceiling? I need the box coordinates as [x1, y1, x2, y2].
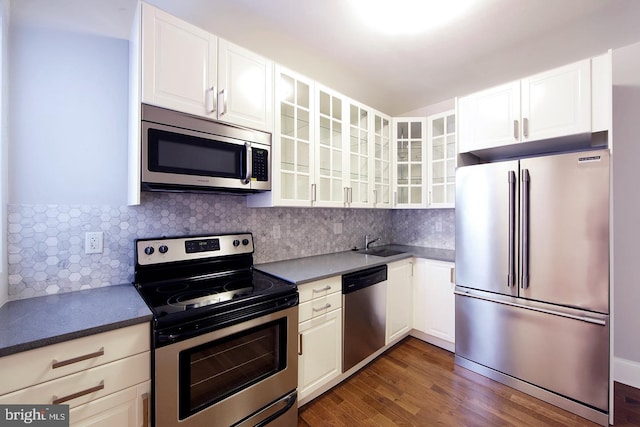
[11, 0, 640, 115]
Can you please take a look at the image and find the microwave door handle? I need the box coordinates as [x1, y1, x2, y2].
[243, 143, 252, 185]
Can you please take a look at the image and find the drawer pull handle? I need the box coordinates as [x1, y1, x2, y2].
[52, 381, 104, 404]
[142, 393, 150, 426]
[298, 333, 303, 356]
[312, 303, 332, 312]
[52, 347, 104, 369]
[312, 285, 331, 293]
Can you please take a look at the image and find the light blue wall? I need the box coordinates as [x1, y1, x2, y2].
[9, 24, 129, 205]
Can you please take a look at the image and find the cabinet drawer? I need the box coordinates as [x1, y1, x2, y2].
[0, 323, 150, 395]
[0, 352, 150, 409]
[298, 277, 341, 303]
[298, 292, 342, 323]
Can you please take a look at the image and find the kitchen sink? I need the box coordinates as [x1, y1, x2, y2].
[357, 248, 405, 257]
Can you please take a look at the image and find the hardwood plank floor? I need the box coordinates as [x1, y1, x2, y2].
[298, 337, 601, 427]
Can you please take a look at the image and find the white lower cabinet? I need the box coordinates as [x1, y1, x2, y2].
[0, 323, 151, 427]
[298, 310, 342, 401]
[385, 259, 413, 345]
[412, 258, 455, 351]
[296, 276, 342, 403]
[69, 382, 150, 427]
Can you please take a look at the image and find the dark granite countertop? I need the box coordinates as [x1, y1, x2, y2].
[0, 284, 152, 357]
[255, 245, 454, 285]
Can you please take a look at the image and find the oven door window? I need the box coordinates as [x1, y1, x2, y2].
[178, 319, 287, 419]
[148, 128, 246, 179]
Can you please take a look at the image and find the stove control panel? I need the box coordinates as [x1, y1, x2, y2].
[136, 233, 254, 266]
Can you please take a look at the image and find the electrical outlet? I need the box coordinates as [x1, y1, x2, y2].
[85, 232, 103, 254]
[333, 222, 343, 235]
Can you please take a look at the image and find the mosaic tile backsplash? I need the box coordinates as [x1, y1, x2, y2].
[7, 193, 454, 300]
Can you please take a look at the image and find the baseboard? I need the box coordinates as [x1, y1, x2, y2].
[614, 357, 640, 389]
[409, 329, 455, 353]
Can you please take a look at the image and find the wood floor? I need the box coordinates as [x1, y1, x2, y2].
[298, 337, 601, 427]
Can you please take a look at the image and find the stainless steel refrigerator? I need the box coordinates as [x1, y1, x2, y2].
[455, 149, 610, 425]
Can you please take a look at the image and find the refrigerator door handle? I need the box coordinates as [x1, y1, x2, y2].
[521, 169, 530, 289]
[508, 170, 516, 288]
[454, 290, 607, 326]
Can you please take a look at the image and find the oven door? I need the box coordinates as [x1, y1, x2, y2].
[154, 305, 298, 427]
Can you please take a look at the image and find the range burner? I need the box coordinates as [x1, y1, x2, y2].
[133, 233, 297, 326]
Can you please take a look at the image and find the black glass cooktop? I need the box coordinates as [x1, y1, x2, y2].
[136, 269, 296, 317]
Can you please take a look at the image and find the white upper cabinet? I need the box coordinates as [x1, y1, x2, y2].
[217, 40, 273, 131]
[346, 101, 371, 208]
[427, 110, 456, 207]
[372, 112, 392, 208]
[250, 66, 314, 207]
[458, 81, 520, 152]
[393, 118, 427, 208]
[315, 85, 347, 207]
[458, 58, 593, 153]
[141, 3, 217, 119]
[140, 3, 273, 132]
[520, 60, 591, 142]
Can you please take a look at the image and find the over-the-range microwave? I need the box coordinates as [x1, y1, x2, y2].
[141, 104, 271, 194]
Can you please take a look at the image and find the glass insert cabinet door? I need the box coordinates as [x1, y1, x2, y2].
[373, 113, 392, 208]
[428, 110, 456, 207]
[393, 118, 426, 208]
[315, 86, 345, 207]
[276, 67, 314, 205]
[347, 103, 370, 207]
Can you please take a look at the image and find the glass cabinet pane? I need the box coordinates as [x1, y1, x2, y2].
[320, 92, 330, 116]
[298, 141, 310, 173]
[410, 122, 422, 138]
[433, 118, 444, 137]
[297, 81, 309, 108]
[397, 122, 408, 139]
[280, 75, 294, 103]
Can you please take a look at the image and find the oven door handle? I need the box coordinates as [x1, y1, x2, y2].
[242, 143, 253, 185]
[232, 391, 296, 427]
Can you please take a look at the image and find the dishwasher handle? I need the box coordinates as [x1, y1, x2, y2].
[342, 265, 387, 294]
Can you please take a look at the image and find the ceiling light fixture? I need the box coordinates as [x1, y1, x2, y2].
[350, 0, 477, 36]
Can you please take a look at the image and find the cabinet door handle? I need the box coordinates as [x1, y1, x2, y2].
[523, 117, 529, 138]
[373, 189, 378, 205]
[205, 86, 217, 114]
[513, 119, 519, 140]
[311, 184, 317, 202]
[52, 381, 104, 404]
[142, 393, 150, 427]
[218, 89, 227, 116]
[450, 267, 455, 284]
[313, 285, 331, 293]
[52, 348, 104, 369]
[298, 333, 303, 356]
[312, 303, 332, 312]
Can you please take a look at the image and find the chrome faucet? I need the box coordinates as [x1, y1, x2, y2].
[365, 235, 380, 250]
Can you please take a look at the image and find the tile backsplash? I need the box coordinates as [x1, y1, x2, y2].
[7, 193, 454, 300]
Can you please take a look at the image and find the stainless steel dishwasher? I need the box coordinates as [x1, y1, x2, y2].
[342, 264, 388, 372]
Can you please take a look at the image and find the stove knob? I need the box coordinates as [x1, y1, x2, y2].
[159, 245, 168, 254]
[144, 246, 154, 255]
[233, 239, 240, 247]
[242, 239, 249, 246]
